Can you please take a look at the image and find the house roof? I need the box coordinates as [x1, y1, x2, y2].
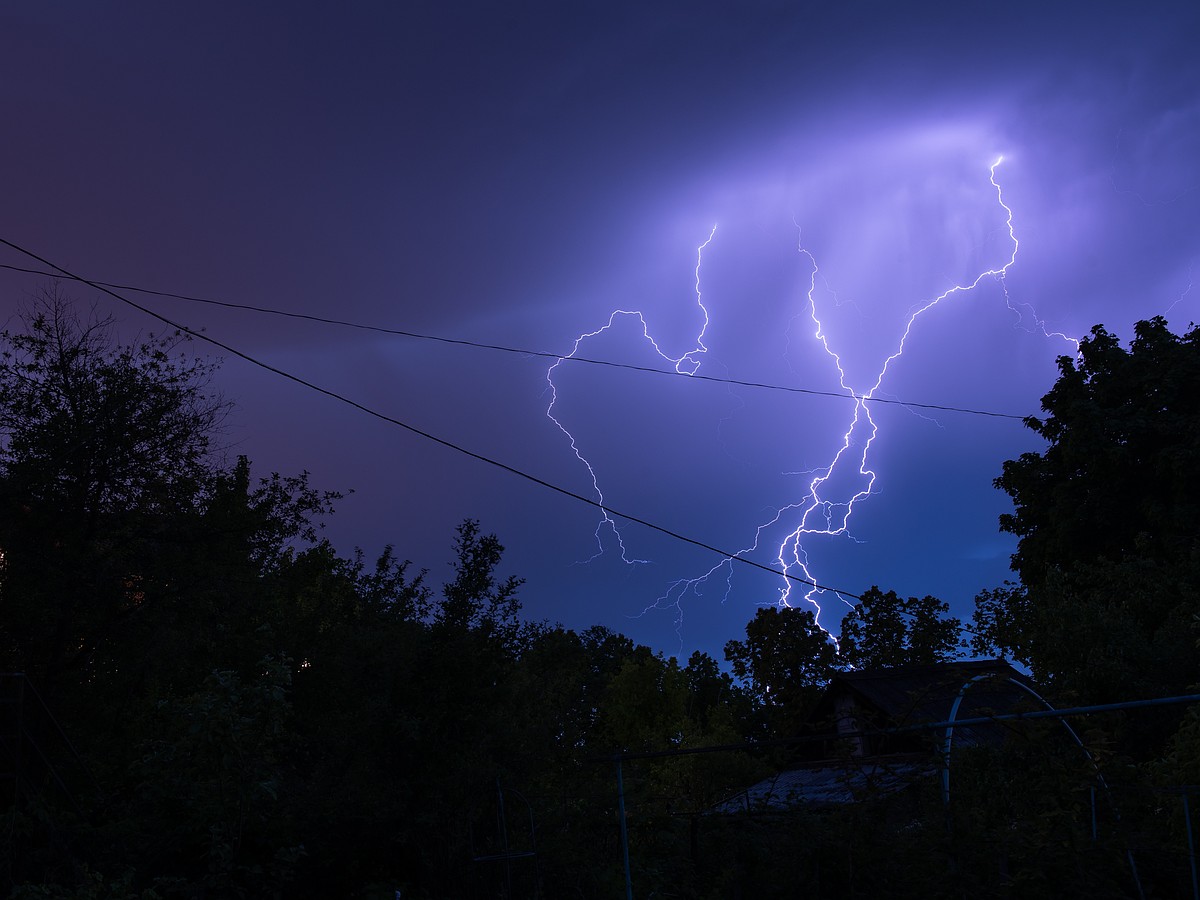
[714, 753, 935, 812]
[713, 660, 1038, 813]
[812, 658, 1034, 747]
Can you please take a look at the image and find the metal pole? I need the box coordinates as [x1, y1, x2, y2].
[616, 759, 633, 900]
[1090, 786, 1097, 842]
[497, 779, 512, 900]
[1184, 793, 1199, 900]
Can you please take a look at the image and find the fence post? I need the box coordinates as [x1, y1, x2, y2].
[617, 758, 633, 900]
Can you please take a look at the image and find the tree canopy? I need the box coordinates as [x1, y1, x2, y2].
[724, 605, 838, 737]
[996, 316, 1200, 590]
[975, 317, 1200, 700]
[0, 294, 769, 897]
[839, 587, 963, 670]
[9, 294, 1200, 898]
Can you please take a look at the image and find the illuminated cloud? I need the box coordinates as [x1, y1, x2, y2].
[1, 2, 1198, 658]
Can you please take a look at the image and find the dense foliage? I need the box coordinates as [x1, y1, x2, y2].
[838, 587, 963, 670]
[3, 298, 1199, 897]
[974, 318, 1200, 703]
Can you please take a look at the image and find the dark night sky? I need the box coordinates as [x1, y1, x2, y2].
[2, 2, 1198, 662]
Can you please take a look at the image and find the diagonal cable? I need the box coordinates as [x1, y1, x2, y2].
[0, 236, 863, 599]
[0, 261, 1029, 421]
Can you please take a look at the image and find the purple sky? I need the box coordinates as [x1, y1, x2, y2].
[3, 2, 1198, 662]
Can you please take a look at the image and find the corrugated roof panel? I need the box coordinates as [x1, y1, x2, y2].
[714, 755, 934, 813]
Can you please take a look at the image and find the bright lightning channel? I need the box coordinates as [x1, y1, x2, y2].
[549, 158, 1073, 639]
[545, 226, 717, 564]
[772, 156, 1023, 625]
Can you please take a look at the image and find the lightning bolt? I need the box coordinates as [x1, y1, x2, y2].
[549, 157, 1076, 639]
[1164, 260, 1196, 317]
[772, 157, 1022, 624]
[545, 226, 717, 564]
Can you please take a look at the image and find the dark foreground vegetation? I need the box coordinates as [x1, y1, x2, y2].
[2, 291, 1199, 898]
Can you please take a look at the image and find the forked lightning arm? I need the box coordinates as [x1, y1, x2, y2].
[548, 159, 1077, 640]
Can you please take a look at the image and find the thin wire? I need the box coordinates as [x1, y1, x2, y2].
[0, 236, 863, 600]
[0, 261, 1030, 422]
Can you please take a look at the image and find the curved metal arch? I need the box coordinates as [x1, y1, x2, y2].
[940, 671, 1143, 899]
[941, 673, 1091, 806]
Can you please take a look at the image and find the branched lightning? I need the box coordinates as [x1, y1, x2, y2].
[769, 157, 1022, 624]
[549, 158, 1077, 639]
[1164, 261, 1196, 316]
[545, 226, 717, 564]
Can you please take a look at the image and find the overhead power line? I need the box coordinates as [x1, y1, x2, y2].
[0, 261, 1031, 422]
[0, 236, 863, 600]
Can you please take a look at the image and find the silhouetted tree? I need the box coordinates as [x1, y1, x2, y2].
[0, 288, 227, 689]
[839, 586, 963, 670]
[724, 605, 838, 737]
[974, 317, 1200, 704]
